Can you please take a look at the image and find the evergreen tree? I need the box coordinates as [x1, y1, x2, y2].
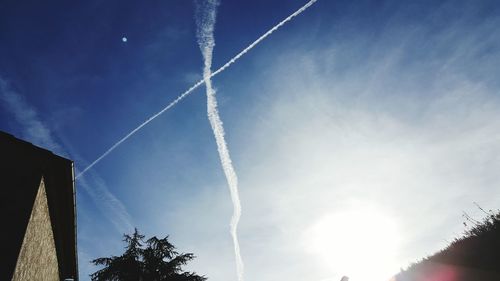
[91, 229, 206, 281]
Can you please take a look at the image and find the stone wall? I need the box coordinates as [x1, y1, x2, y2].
[11, 177, 60, 281]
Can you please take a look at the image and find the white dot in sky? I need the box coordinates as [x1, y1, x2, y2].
[122, 37, 128, 43]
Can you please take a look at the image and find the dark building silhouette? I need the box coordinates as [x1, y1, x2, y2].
[0, 131, 78, 281]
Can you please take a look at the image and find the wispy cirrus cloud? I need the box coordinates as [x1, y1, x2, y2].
[222, 6, 500, 280]
[0, 77, 63, 154]
[0, 76, 133, 235]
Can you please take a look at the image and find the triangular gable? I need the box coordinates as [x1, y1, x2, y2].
[11, 177, 60, 281]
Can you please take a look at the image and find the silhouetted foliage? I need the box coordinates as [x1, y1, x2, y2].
[90, 228, 207, 281]
[396, 210, 500, 280]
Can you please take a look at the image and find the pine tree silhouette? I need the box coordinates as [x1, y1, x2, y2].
[90, 228, 206, 281]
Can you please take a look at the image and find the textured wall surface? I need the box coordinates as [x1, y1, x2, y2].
[11, 178, 60, 281]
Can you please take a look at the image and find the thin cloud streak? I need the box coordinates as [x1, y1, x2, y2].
[77, 170, 134, 234]
[76, 0, 319, 178]
[0, 78, 63, 154]
[0, 76, 133, 235]
[196, 0, 244, 280]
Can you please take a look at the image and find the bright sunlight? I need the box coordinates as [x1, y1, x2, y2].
[304, 206, 401, 281]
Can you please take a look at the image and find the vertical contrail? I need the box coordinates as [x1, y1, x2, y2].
[196, 1, 244, 280]
[76, 0, 319, 179]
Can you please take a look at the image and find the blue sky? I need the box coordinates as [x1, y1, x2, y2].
[2, 0, 500, 280]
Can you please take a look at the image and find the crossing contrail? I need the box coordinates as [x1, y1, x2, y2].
[196, 0, 244, 280]
[76, 0, 319, 179]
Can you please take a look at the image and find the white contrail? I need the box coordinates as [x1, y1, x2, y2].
[211, 0, 318, 77]
[196, 0, 244, 280]
[76, 0, 319, 179]
[76, 80, 204, 179]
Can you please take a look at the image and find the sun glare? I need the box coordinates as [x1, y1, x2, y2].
[304, 207, 401, 281]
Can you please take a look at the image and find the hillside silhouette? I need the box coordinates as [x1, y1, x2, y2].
[394, 209, 500, 281]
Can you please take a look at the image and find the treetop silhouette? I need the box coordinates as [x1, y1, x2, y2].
[90, 228, 206, 281]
